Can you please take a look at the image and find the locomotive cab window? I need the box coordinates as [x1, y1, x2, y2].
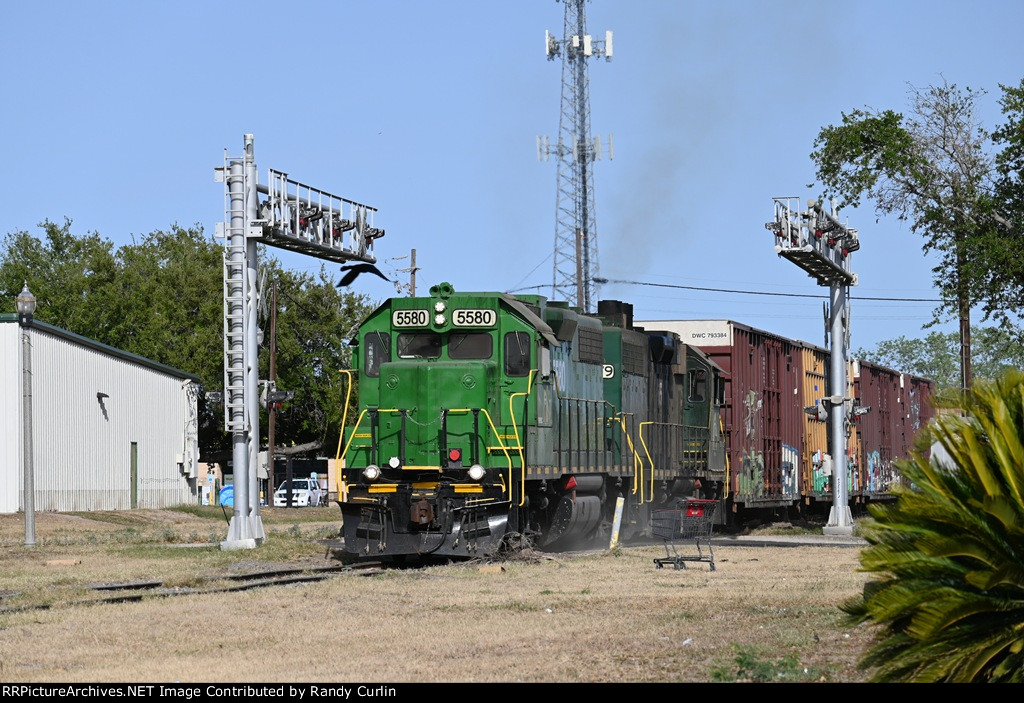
[449, 332, 493, 360]
[689, 369, 707, 402]
[364, 332, 390, 377]
[504, 331, 531, 376]
[398, 333, 442, 359]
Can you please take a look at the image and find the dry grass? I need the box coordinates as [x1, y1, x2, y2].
[0, 508, 875, 683]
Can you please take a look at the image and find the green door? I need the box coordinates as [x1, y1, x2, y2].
[130, 442, 138, 509]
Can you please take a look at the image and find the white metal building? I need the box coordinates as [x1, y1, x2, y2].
[1, 315, 199, 512]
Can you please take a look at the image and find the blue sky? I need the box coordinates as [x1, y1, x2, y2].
[2, 1, 1021, 352]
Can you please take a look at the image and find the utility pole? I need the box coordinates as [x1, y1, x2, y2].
[539, 0, 612, 312]
[409, 249, 417, 297]
[389, 248, 420, 296]
[767, 197, 862, 535]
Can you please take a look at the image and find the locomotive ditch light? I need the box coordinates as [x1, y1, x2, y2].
[468, 464, 485, 481]
[388, 456, 401, 469]
[363, 465, 381, 481]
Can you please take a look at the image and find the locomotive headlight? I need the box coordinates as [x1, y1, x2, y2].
[434, 301, 446, 313]
[434, 313, 446, 326]
[362, 464, 381, 481]
[468, 464, 485, 481]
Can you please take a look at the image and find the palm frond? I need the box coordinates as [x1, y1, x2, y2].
[851, 369, 1024, 682]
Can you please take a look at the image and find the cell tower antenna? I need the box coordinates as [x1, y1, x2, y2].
[539, 1, 612, 312]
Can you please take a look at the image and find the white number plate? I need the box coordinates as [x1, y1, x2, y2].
[452, 309, 496, 327]
[392, 309, 429, 328]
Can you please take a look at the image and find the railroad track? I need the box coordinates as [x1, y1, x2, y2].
[0, 560, 383, 615]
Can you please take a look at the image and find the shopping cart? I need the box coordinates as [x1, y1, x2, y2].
[652, 498, 718, 571]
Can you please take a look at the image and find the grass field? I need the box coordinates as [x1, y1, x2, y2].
[0, 508, 875, 683]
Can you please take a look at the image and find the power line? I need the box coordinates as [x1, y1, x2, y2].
[592, 277, 942, 303]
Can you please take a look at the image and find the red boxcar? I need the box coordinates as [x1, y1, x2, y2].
[640, 320, 805, 510]
[640, 319, 937, 516]
[853, 360, 935, 497]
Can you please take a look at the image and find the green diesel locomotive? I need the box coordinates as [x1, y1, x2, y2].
[336, 282, 726, 559]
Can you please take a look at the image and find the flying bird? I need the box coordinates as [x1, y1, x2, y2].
[337, 262, 390, 287]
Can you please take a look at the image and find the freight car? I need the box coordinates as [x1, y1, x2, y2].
[639, 319, 935, 516]
[335, 283, 726, 559]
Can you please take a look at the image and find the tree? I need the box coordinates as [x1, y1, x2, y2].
[857, 327, 1024, 390]
[812, 80, 1003, 391]
[263, 262, 373, 456]
[0, 220, 375, 458]
[110, 225, 225, 388]
[0, 218, 119, 337]
[979, 79, 1024, 320]
[845, 369, 1024, 682]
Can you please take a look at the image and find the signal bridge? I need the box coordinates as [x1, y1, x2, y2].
[213, 134, 384, 550]
[766, 197, 858, 287]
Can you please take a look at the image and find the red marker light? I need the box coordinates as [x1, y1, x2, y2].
[448, 448, 462, 462]
[563, 476, 577, 491]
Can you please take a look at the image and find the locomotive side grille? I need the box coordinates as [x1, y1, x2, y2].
[577, 327, 604, 364]
[622, 340, 648, 376]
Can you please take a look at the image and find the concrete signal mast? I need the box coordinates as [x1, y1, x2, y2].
[766, 197, 862, 535]
[538, 0, 612, 313]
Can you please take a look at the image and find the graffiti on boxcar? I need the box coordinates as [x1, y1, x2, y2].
[908, 387, 921, 430]
[811, 449, 829, 492]
[738, 390, 766, 496]
[848, 451, 860, 492]
[743, 390, 761, 440]
[866, 450, 899, 493]
[781, 443, 798, 495]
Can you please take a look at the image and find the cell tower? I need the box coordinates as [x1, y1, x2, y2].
[539, 0, 612, 312]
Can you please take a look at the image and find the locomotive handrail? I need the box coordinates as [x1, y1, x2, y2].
[549, 369, 619, 476]
[445, 408, 514, 498]
[615, 413, 644, 503]
[508, 369, 538, 507]
[334, 369, 355, 499]
[640, 421, 713, 504]
[339, 406, 514, 498]
[339, 408, 370, 471]
[639, 422, 656, 504]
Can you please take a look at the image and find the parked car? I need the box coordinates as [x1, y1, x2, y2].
[273, 478, 323, 508]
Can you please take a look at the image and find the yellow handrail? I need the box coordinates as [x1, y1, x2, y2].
[639, 421, 655, 504]
[615, 414, 643, 502]
[339, 408, 370, 466]
[508, 369, 537, 507]
[437, 408, 514, 498]
[334, 370, 355, 498]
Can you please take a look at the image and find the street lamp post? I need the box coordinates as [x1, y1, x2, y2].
[16, 283, 36, 547]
